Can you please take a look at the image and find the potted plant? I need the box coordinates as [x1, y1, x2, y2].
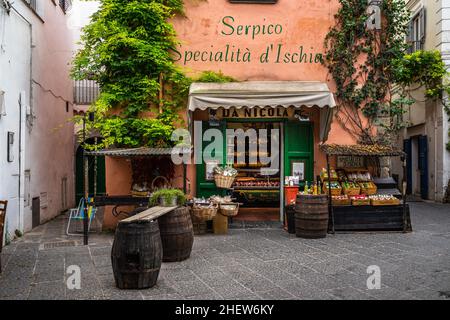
[150, 188, 186, 207]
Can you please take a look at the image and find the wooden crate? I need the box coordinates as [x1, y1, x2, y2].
[358, 182, 377, 195]
[371, 198, 400, 206]
[351, 199, 370, 206]
[332, 198, 351, 206]
[342, 187, 360, 196]
[323, 183, 342, 196]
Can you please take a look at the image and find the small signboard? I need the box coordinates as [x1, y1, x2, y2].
[336, 156, 365, 169]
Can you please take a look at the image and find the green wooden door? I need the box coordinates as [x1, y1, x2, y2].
[196, 121, 226, 198]
[75, 144, 106, 204]
[284, 121, 314, 187]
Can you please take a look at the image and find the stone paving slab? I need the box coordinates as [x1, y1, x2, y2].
[0, 202, 449, 300]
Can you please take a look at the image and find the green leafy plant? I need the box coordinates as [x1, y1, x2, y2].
[72, 0, 189, 149]
[196, 70, 236, 83]
[149, 188, 186, 206]
[323, 0, 411, 145]
[393, 49, 450, 151]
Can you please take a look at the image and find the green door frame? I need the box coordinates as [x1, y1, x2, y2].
[196, 121, 227, 198]
[195, 118, 315, 219]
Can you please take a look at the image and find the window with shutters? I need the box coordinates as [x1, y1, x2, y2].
[407, 7, 426, 53]
[59, 0, 72, 13]
[23, 0, 37, 12]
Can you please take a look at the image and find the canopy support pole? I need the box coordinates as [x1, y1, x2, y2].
[326, 154, 335, 234]
[402, 155, 408, 233]
[82, 115, 89, 245]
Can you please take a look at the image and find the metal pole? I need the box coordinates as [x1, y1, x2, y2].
[82, 115, 89, 245]
[401, 155, 408, 232]
[94, 136, 98, 197]
[183, 163, 187, 194]
[326, 154, 335, 234]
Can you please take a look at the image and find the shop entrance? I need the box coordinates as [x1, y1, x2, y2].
[228, 120, 282, 221]
[196, 118, 314, 221]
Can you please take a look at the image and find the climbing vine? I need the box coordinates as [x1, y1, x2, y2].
[323, 0, 411, 145]
[394, 50, 450, 151]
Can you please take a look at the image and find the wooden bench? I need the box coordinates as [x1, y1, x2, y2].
[0, 200, 7, 273]
[119, 206, 178, 224]
[111, 206, 180, 289]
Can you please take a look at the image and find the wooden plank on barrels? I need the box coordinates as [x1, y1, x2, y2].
[120, 206, 178, 223]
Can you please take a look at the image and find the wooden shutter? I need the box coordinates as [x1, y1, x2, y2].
[419, 7, 426, 45]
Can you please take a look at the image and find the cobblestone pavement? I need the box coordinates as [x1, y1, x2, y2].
[0, 202, 449, 300]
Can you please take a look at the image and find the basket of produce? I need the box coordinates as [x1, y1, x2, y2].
[219, 202, 240, 217]
[369, 195, 400, 206]
[322, 181, 342, 196]
[346, 170, 372, 182]
[320, 167, 338, 182]
[214, 165, 238, 189]
[350, 195, 370, 206]
[332, 195, 351, 206]
[341, 181, 361, 196]
[191, 203, 218, 221]
[358, 181, 377, 195]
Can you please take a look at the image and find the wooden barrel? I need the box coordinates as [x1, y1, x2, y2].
[111, 220, 162, 289]
[158, 207, 194, 262]
[294, 194, 329, 239]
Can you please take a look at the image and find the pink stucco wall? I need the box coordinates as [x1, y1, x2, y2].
[103, 0, 358, 228]
[28, 2, 76, 227]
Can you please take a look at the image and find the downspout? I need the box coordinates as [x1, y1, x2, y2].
[11, 3, 32, 232]
[434, 101, 438, 201]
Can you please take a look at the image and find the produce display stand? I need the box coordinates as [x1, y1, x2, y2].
[320, 144, 412, 233]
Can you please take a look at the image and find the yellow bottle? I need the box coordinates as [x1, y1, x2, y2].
[313, 182, 318, 195]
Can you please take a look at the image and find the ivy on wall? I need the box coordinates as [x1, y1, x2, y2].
[394, 50, 450, 151]
[324, 0, 450, 149]
[71, 0, 234, 150]
[323, 0, 411, 145]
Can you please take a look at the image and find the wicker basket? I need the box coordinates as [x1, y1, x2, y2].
[323, 183, 342, 196]
[131, 190, 149, 197]
[214, 174, 235, 189]
[191, 204, 217, 221]
[219, 203, 239, 217]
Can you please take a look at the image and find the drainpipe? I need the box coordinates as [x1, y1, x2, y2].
[434, 102, 438, 201]
[11, 4, 32, 233]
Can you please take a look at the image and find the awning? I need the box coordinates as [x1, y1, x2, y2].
[84, 147, 192, 157]
[188, 81, 336, 141]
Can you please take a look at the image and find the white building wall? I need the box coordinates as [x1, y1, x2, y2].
[0, 5, 31, 240]
[396, 0, 450, 201]
[0, 0, 75, 242]
[438, 0, 450, 200]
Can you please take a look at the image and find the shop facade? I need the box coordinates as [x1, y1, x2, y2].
[99, 0, 360, 228]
